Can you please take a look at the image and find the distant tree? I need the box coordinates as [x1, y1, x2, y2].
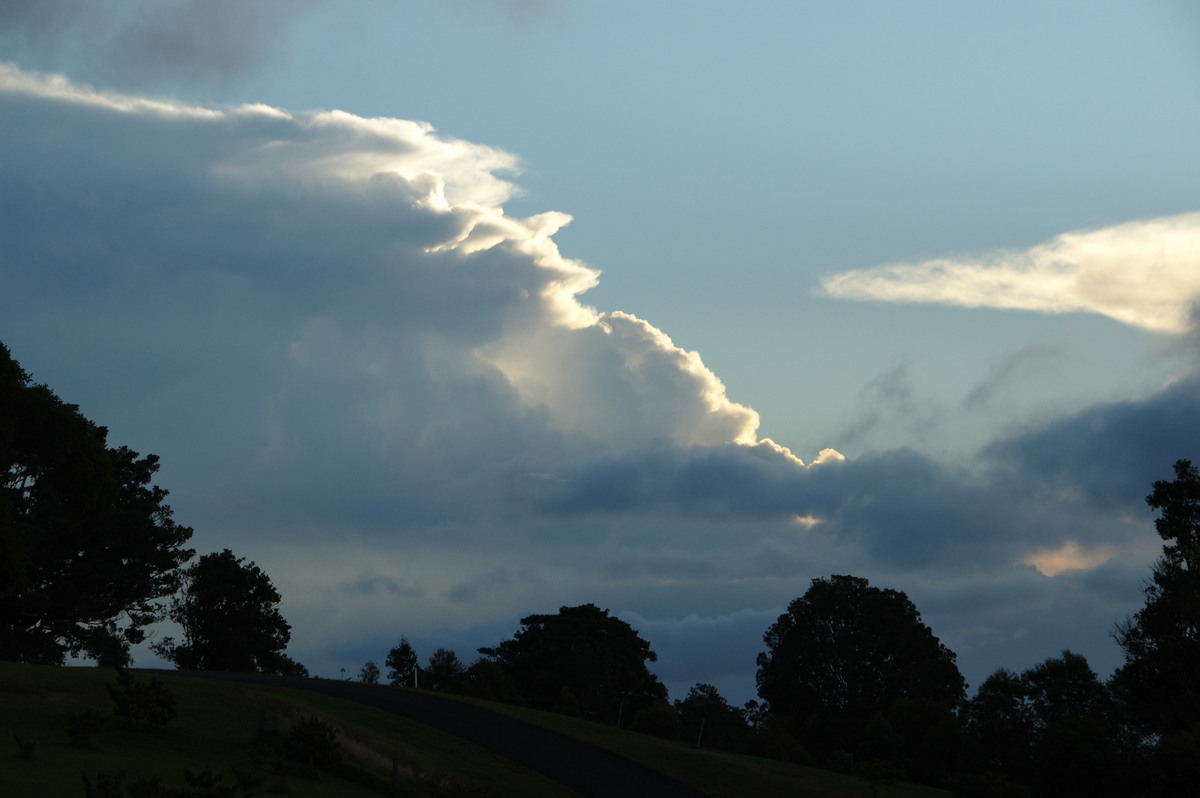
[358, 660, 381, 685]
[968, 651, 1137, 798]
[385, 637, 418, 687]
[0, 342, 194, 664]
[151, 549, 305, 675]
[756, 574, 965, 760]
[479, 603, 667, 722]
[967, 668, 1036, 783]
[425, 648, 466, 692]
[882, 698, 972, 788]
[674, 683, 748, 749]
[460, 657, 520, 703]
[630, 702, 679, 739]
[1113, 459, 1200, 738]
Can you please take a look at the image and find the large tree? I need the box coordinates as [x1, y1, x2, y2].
[479, 603, 667, 722]
[756, 574, 965, 758]
[1113, 459, 1200, 737]
[0, 342, 193, 664]
[152, 549, 305, 675]
[968, 651, 1134, 797]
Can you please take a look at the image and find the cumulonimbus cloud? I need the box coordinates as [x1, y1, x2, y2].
[819, 212, 1200, 334]
[0, 63, 827, 527]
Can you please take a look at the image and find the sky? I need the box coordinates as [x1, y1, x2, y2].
[2, 0, 1200, 705]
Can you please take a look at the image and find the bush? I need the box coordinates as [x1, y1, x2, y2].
[107, 669, 177, 729]
[13, 733, 37, 760]
[67, 707, 108, 747]
[629, 703, 679, 739]
[283, 715, 341, 769]
[82, 771, 128, 798]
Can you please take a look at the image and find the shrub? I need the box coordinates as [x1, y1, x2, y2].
[13, 733, 37, 760]
[107, 669, 177, 729]
[283, 715, 341, 769]
[630, 703, 679, 739]
[82, 771, 128, 798]
[68, 707, 108, 747]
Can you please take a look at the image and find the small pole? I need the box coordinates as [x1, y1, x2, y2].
[696, 716, 705, 748]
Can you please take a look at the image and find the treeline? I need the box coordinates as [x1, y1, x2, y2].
[3, 340, 1198, 797]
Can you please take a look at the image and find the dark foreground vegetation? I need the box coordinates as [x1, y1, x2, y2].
[2, 661, 951, 798]
[3, 337, 1198, 797]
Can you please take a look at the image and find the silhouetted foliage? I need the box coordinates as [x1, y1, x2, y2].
[284, 714, 341, 769]
[357, 659, 380, 685]
[385, 637, 418, 686]
[151, 549, 304, 675]
[66, 707, 107, 747]
[967, 651, 1139, 798]
[478, 603, 667, 722]
[0, 342, 194, 664]
[630, 702, 679, 739]
[756, 574, 966, 761]
[1113, 459, 1200, 739]
[967, 668, 1035, 783]
[425, 647, 467, 693]
[674, 683, 748, 749]
[460, 657, 519, 703]
[740, 699, 813, 764]
[107, 668, 177, 730]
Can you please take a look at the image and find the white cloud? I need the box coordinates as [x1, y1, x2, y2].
[820, 212, 1200, 333]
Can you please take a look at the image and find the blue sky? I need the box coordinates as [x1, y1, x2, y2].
[2, 0, 1199, 704]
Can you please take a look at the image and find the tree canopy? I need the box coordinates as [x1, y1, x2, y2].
[385, 637, 418, 687]
[0, 342, 193, 664]
[968, 651, 1134, 797]
[756, 574, 965, 757]
[479, 603, 667, 722]
[674, 683, 747, 749]
[152, 549, 304, 675]
[1113, 458, 1200, 736]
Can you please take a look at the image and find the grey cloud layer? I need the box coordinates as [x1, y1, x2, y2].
[0, 0, 313, 89]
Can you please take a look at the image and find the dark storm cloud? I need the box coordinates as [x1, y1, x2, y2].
[983, 371, 1200, 512]
[0, 0, 316, 90]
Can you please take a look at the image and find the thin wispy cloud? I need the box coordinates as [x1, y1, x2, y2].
[820, 212, 1200, 334]
[964, 344, 1068, 411]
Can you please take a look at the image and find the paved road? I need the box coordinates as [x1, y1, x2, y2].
[182, 672, 707, 798]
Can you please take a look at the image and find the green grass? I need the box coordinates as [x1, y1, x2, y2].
[1, 662, 953, 797]
[0, 662, 570, 797]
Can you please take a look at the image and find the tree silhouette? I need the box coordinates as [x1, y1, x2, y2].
[1113, 459, 1200, 737]
[0, 342, 193, 664]
[968, 651, 1136, 798]
[674, 683, 747, 749]
[152, 549, 304, 675]
[479, 603, 667, 722]
[358, 660, 381, 684]
[756, 574, 965, 760]
[385, 637, 418, 686]
[425, 648, 466, 692]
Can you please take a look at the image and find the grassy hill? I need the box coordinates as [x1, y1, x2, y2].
[0, 661, 951, 797]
